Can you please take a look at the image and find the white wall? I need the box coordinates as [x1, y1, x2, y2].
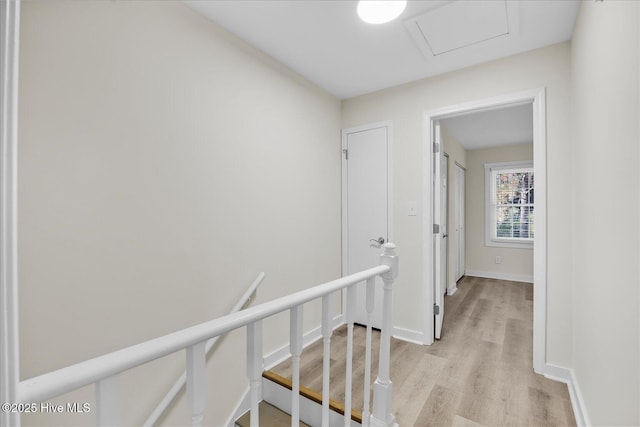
[18, 1, 341, 425]
[570, 1, 640, 425]
[465, 144, 533, 282]
[342, 42, 573, 366]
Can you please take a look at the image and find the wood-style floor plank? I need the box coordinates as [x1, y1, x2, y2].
[269, 276, 576, 426]
[414, 384, 461, 427]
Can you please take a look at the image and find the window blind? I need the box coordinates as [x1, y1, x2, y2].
[492, 167, 534, 240]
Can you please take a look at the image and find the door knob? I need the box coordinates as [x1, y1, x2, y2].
[370, 237, 385, 245]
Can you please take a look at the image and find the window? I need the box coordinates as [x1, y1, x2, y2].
[484, 161, 533, 248]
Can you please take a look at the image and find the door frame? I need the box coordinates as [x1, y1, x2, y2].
[453, 161, 466, 285]
[422, 88, 547, 374]
[341, 121, 394, 317]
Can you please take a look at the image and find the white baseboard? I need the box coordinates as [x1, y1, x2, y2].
[543, 364, 590, 427]
[393, 326, 426, 345]
[465, 270, 533, 283]
[447, 282, 457, 296]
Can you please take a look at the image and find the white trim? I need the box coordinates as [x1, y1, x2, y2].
[484, 240, 534, 249]
[340, 121, 394, 320]
[542, 363, 571, 383]
[446, 282, 457, 296]
[531, 88, 547, 375]
[484, 160, 533, 169]
[567, 369, 591, 427]
[464, 270, 533, 284]
[392, 326, 425, 345]
[1, 2, 21, 427]
[421, 117, 435, 345]
[543, 364, 591, 427]
[423, 88, 547, 374]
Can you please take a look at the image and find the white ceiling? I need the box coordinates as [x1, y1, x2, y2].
[185, 0, 580, 99]
[440, 103, 533, 150]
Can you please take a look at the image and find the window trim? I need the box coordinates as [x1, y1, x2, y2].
[484, 160, 534, 249]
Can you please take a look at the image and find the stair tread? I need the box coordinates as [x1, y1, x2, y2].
[262, 370, 363, 423]
[235, 401, 311, 427]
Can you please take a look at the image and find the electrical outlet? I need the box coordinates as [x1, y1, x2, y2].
[408, 201, 417, 216]
[495, 256, 502, 264]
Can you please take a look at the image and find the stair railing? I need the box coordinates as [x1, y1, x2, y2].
[142, 272, 265, 427]
[10, 244, 399, 427]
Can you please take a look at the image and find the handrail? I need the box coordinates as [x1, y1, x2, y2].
[17, 265, 390, 404]
[142, 272, 265, 427]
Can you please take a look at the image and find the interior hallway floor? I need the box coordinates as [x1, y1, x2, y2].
[271, 276, 576, 426]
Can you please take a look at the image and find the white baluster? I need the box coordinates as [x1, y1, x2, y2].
[247, 321, 263, 427]
[186, 342, 206, 427]
[362, 277, 375, 427]
[321, 294, 331, 427]
[371, 243, 399, 427]
[344, 285, 356, 427]
[96, 375, 120, 427]
[290, 306, 303, 427]
[0, 2, 20, 427]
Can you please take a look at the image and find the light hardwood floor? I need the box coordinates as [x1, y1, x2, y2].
[270, 276, 576, 426]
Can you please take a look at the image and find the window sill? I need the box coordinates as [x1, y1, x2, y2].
[485, 239, 533, 249]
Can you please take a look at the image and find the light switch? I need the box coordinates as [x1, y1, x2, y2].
[408, 201, 417, 216]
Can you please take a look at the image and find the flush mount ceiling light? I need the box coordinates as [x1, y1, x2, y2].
[357, 0, 407, 24]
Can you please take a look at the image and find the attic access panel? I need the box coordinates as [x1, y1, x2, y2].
[405, 0, 518, 58]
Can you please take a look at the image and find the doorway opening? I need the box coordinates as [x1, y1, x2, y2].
[422, 88, 546, 374]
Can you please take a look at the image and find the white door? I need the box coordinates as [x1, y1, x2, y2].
[441, 154, 448, 297]
[433, 122, 445, 339]
[342, 124, 391, 329]
[454, 163, 466, 281]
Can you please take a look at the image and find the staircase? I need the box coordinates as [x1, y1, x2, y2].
[4, 245, 399, 427]
[235, 370, 361, 427]
[234, 324, 381, 426]
[228, 245, 399, 427]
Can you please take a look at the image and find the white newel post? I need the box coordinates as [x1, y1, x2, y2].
[370, 243, 399, 427]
